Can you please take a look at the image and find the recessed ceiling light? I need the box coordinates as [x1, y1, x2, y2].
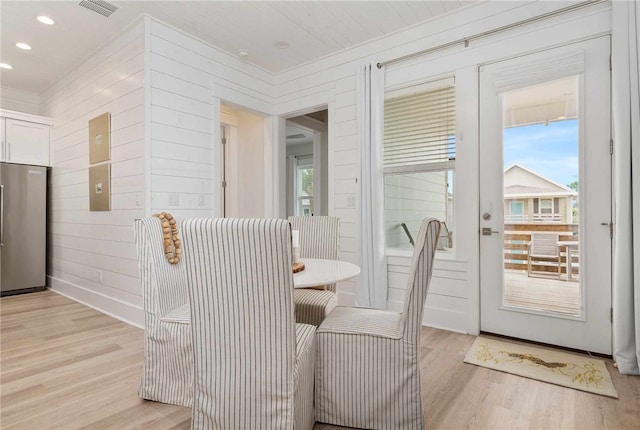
[238, 49, 249, 58]
[37, 15, 55, 25]
[273, 40, 290, 49]
[16, 42, 32, 50]
[0, 63, 13, 69]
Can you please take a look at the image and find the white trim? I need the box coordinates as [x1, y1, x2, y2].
[0, 108, 53, 126]
[143, 16, 152, 217]
[211, 95, 221, 217]
[327, 101, 335, 216]
[48, 276, 143, 329]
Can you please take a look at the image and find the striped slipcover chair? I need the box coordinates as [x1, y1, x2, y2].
[315, 218, 441, 429]
[181, 218, 316, 430]
[288, 216, 340, 326]
[134, 217, 192, 407]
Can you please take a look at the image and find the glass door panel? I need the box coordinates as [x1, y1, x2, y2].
[502, 77, 581, 316]
[479, 37, 612, 354]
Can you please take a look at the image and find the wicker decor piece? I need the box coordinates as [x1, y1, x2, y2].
[293, 262, 305, 273]
[153, 212, 181, 264]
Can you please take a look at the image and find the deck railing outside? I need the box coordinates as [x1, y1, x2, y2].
[504, 223, 579, 276]
[504, 214, 564, 223]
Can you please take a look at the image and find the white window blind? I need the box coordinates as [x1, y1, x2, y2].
[384, 80, 455, 174]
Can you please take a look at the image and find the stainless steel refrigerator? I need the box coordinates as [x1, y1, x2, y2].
[0, 162, 47, 296]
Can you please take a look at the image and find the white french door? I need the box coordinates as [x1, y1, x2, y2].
[479, 37, 612, 354]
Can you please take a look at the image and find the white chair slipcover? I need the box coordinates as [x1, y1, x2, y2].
[315, 218, 441, 429]
[181, 218, 316, 430]
[288, 216, 340, 326]
[134, 217, 192, 407]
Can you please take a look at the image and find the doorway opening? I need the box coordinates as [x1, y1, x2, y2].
[285, 109, 328, 217]
[220, 102, 267, 218]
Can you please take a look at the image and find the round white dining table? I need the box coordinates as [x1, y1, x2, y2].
[161, 258, 362, 324]
[293, 258, 360, 289]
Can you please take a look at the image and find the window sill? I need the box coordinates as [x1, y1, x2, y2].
[385, 248, 457, 260]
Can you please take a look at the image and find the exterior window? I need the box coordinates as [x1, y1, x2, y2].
[295, 156, 314, 216]
[509, 201, 524, 222]
[539, 198, 553, 214]
[383, 78, 455, 251]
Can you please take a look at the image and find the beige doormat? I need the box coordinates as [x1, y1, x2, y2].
[464, 337, 618, 398]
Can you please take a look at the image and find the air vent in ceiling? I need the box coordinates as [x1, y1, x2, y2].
[78, 0, 119, 18]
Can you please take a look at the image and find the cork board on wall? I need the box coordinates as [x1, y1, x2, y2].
[89, 163, 110, 211]
[89, 112, 110, 164]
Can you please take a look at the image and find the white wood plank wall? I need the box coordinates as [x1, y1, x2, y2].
[36, 16, 278, 325]
[40, 20, 146, 327]
[147, 17, 276, 220]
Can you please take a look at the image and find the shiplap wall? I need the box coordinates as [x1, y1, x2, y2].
[40, 20, 146, 326]
[39, 15, 279, 326]
[147, 17, 275, 221]
[0, 87, 41, 115]
[273, 0, 611, 333]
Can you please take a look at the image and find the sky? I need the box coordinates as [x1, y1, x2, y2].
[503, 119, 578, 188]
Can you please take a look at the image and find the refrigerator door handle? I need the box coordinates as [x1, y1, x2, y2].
[0, 184, 3, 246]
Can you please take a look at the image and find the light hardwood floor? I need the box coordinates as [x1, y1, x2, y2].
[1, 291, 638, 429]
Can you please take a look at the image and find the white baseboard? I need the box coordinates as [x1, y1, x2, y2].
[48, 276, 144, 329]
[423, 305, 468, 334]
[388, 298, 469, 334]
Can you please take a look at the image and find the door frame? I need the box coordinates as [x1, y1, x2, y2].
[477, 36, 613, 354]
[278, 103, 333, 218]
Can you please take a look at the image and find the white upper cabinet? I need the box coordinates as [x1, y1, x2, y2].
[0, 110, 52, 167]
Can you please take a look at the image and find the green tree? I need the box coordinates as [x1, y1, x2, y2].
[567, 181, 579, 223]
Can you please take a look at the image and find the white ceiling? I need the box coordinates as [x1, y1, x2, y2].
[0, 0, 476, 95]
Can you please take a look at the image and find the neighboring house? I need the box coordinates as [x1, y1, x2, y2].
[503, 164, 577, 223]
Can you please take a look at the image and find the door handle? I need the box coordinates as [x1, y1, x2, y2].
[482, 227, 500, 236]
